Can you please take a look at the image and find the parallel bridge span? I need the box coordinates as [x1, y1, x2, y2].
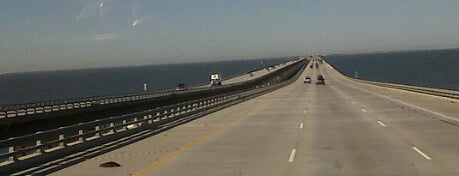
[0, 58, 308, 175]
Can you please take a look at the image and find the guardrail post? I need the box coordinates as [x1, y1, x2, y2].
[78, 129, 85, 142]
[147, 115, 153, 124]
[163, 110, 168, 119]
[109, 122, 115, 133]
[35, 140, 44, 154]
[156, 112, 161, 121]
[94, 125, 100, 137]
[8, 146, 17, 162]
[35, 132, 43, 154]
[122, 120, 127, 130]
[134, 117, 138, 127]
[59, 134, 65, 147]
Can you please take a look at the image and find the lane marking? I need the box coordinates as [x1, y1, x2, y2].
[337, 75, 459, 123]
[352, 101, 356, 104]
[377, 121, 386, 127]
[328, 62, 459, 125]
[412, 146, 432, 160]
[304, 110, 307, 114]
[288, 149, 297, 162]
[361, 108, 367, 112]
[299, 123, 304, 129]
[133, 98, 275, 176]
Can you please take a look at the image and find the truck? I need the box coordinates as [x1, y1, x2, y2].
[210, 73, 222, 86]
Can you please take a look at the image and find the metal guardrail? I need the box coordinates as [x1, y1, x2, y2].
[0, 93, 236, 164]
[351, 79, 459, 100]
[0, 59, 303, 121]
[0, 60, 306, 174]
[0, 89, 187, 119]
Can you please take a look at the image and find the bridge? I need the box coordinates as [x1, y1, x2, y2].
[2, 57, 459, 175]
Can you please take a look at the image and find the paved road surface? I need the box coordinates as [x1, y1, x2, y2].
[52, 58, 459, 176]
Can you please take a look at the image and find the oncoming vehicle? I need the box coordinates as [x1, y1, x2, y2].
[304, 76, 311, 83]
[210, 73, 222, 86]
[316, 75, 325, 85]
[176, 83, 188, 91]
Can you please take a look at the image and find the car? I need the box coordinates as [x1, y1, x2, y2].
[176, 83, 188, 91]
[304, 76, 311, 83]
[310, 65, 313, 68]
[316, 75, 325, 85]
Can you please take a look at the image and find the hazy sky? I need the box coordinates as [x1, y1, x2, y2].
[1, 0, 459, 72]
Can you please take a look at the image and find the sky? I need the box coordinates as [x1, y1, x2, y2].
[1, 0, 459, 73]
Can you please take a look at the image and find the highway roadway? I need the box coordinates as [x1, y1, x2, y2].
[52, 58, 459, 176]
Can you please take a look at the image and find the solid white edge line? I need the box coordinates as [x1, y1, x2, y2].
[342, 77, 459, 123]
[288, 149, 297, 162]
[377, 120, 386, 127]
[299, 123, 304, 129]
[412, 146, 432, 160]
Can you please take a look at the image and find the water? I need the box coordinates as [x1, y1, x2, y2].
[323, 49, 459, 91]
[0, 58, 288, 106]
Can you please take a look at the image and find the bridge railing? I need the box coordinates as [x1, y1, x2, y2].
[0, 60, 306, 174]
[0, 93, 235, 163]
[0, 87, 201, 119]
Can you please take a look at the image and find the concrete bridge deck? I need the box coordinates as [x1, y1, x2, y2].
[51, 57, 459, 176]
[222, 59, 301, 85]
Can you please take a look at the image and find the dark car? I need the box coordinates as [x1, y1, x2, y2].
[316, 75, 325, 85]
[310, 65, 313, 68]
[304, 76, 311, 83]
[176, 83, 188, 91]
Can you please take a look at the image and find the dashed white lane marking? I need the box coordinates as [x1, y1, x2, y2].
[288, 149, 297, 162]
[352, 101, 356, 104]
[377, 121, 387, 127]
[361, 108, 367, 112]
[299, 123, 304, 129]
[343, 80, 459, 123]
[304, 110, 307, 114]
[412, 146, 432, 160]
